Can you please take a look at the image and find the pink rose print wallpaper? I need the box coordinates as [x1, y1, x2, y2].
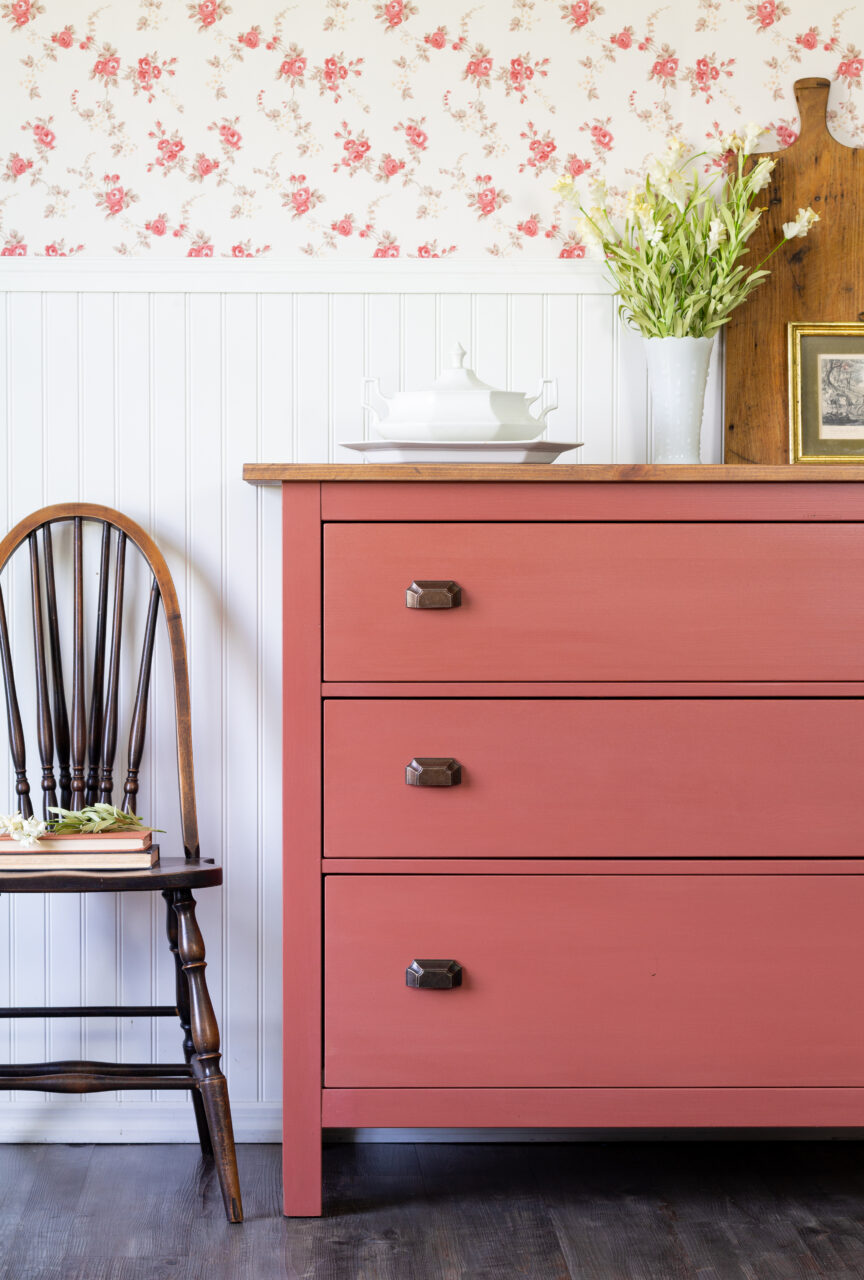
[0, 0, 862, 257]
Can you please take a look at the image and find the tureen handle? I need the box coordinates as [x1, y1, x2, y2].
[526, 377, 559, 425]
[361, 376, 390, 421]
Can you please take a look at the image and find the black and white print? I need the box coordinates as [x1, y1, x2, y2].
[818, 355, 864, 438]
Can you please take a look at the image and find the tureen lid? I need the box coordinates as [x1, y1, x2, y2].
[430, 342, 496, 394]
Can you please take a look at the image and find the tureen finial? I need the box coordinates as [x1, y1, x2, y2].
[450, 342, 468, 369]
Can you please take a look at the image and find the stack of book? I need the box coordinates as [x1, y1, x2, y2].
[0, 830, 156, 870]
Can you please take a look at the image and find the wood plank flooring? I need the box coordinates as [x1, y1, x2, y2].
[1, 1140, 864, 1279]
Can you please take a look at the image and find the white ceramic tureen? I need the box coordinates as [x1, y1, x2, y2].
[363, 343, 558, 442]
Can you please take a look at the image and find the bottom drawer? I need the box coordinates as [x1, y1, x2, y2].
[324, 874, 864, 1088]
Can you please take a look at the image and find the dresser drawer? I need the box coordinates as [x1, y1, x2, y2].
[324, 873, 864, 1088]
[324, 698, 864, 859]
[323, 522, 864, 681]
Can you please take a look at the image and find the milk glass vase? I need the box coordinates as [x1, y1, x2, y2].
[643, 335, 714, 464]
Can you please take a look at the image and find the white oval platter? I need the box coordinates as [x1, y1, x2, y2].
[341, 439, 583, 464]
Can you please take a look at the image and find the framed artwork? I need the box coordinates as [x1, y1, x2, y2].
[789, 322, 864, 463]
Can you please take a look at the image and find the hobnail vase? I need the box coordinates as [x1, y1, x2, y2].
[643, 335, 715, 464]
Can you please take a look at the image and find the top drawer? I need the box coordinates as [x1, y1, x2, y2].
[323, 522, 864, 682]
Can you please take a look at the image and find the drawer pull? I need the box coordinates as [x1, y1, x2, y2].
[405, 757, 462, 787]
[406, 959, 463, 990]
[406, 580, 462, 609]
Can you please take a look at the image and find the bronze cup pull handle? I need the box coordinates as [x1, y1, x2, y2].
[405, 757, 462, 787]
[406, 959, 463, 989]
[406, 580, 461, 609]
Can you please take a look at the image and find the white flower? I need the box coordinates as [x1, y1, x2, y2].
[0, 812, 24, 838]
[742, 121, 765, 155]
[782, 206, 820, 239]
[586, 204, 616, 238]
[552, 173, 576, 197]
[712, 123, 764, 157]
[646, 154, 690, 208]
[644, 222, 664, 248]
[626, 190, 654, 229]
[14, 818, 47, 847]
[711, 129, 743, 155]
[568, 215, 599, 250]
[741, 208, 762, 240]
[646, 154, 669, 185]
[625, 185, 653, 218]
[706, 218, 727, 253]
[0, 812, 47, 847]
[664, 135, 687, 167]
[749, 157, 775, 193]
[647, 156, 689, 210]
[661, 172, 689, 210]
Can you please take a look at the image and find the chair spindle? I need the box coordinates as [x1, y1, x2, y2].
[29, 534, 57, 819]
[69, 518, 87, 809]
[42, 526, 71, 809]
[123, 579, 160, 813]
[0, 585, 32, 818]
[99, 532, 126, 804]
[85, 524, 111, 805]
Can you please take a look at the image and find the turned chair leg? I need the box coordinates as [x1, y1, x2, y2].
[171, 887, 243, 1224]
[163, 889, 213, 1157]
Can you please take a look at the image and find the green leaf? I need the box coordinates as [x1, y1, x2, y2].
[44, 804, 163, 835]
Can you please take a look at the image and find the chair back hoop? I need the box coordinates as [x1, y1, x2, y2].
[0, 503, 200, 860]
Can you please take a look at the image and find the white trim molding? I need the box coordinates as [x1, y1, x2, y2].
[0, 1109, 848, 1145]
[0, 1102, 283, 1144]
[0, 259, 613, 295]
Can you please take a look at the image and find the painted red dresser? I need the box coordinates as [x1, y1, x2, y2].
[244, 463, 864, 1218]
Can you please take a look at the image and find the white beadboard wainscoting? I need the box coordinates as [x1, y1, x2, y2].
[0, 261, 724, 1142]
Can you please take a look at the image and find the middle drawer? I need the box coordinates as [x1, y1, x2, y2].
[324, 698, 864, 859]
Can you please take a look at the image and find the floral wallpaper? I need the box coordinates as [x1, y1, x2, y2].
[0, 0, 862, 258]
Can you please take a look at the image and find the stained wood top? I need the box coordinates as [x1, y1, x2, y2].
[243, 463, 864, 484]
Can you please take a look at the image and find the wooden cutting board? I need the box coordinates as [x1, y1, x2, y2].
[724, 78, 864, 464]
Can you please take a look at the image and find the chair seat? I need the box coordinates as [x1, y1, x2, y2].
[0, 855, 221, 894]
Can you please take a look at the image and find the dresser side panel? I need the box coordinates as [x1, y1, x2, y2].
[281, 482, 323, 1217]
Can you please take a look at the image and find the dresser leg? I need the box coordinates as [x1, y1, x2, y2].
[282, 1109, 323, 1217]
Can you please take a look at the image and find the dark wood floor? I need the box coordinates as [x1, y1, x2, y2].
[2, 1139, 864, 1279]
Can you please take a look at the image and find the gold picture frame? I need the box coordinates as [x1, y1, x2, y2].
[789, 322, 864, 463]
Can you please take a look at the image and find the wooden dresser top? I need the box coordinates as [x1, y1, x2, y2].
[243, 463, 864, 485]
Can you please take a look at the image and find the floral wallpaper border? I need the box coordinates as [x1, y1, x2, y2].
[1, 0, 862, 258]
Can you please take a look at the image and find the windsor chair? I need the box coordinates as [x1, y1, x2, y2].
[0, 503, 242, 1224]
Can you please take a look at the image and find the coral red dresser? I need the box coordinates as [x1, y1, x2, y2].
[244, 463, 864, 1218]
